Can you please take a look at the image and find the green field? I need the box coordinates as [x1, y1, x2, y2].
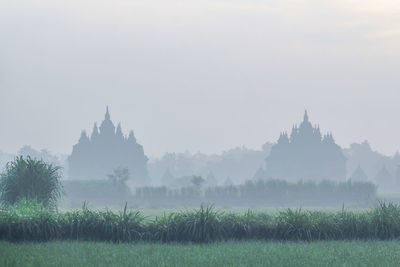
[1, 240, 400, 267]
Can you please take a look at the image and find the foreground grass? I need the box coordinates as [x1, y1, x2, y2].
[4, 201, 400, 242]
[1, 241, 400, 267]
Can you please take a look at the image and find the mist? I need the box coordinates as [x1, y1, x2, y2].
[1, 0, 400, 158]
[1, 0, 400, 209]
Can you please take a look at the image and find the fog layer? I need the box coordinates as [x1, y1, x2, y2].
[1, 0, 400, 157]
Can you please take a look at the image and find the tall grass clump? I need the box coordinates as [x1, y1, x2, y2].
[0, 199, 60, 241]
[220, 211, 274, 240]
[370, 202, 400, 239]
[3, 203, 400, 243]
[59, 202, 146, 242]
[150, 204, 223, 243]
[0, 156, 63, 210]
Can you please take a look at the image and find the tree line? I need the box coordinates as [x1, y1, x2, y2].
[0, 157, 377, 210]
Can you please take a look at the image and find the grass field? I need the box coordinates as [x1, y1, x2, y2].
[1, 240, 400, 266]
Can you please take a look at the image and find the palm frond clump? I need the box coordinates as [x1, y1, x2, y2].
[0, 156, 63, 210]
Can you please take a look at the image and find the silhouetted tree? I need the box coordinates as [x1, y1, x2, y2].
[191, 176, 205, 188]
[107, 166, 130, 186]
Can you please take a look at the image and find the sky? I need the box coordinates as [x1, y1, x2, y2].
[1, 0, 400, 158]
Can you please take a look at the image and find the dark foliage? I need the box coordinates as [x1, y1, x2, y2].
[0, 156, 63, 209]
[2, 201, 400, 243]
[131, 179, 377, 208]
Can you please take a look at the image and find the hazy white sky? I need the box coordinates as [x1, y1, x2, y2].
[1, 0, 400, 157]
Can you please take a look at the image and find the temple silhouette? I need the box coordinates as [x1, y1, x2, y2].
[265, 111, 346, 182]
[68, 107, 149, 185]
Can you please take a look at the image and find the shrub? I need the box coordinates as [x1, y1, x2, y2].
[0, 156, 63, 210]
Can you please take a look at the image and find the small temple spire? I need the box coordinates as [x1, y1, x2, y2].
[91, 123, 99, 140]
[105, 106, 110, 121]
[79, 130, 89, 143]
[80, 130, 87, 137]
[116, 123, 123, 138]
[128, 130, 136, 142]
[278, 131, 289, 144]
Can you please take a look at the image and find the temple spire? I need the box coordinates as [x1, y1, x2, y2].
[105, 106, 110, 121]
[100, 106, 115, 135]
[303, 110, 309, 122]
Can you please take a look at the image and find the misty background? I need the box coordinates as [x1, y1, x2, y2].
[1, 1, 400, 208]
[1, 0, 400, 158]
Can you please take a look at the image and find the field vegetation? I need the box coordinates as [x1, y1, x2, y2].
[2, 200, 400, 243]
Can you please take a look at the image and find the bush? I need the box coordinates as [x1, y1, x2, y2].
[0, 156, 63, 210]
